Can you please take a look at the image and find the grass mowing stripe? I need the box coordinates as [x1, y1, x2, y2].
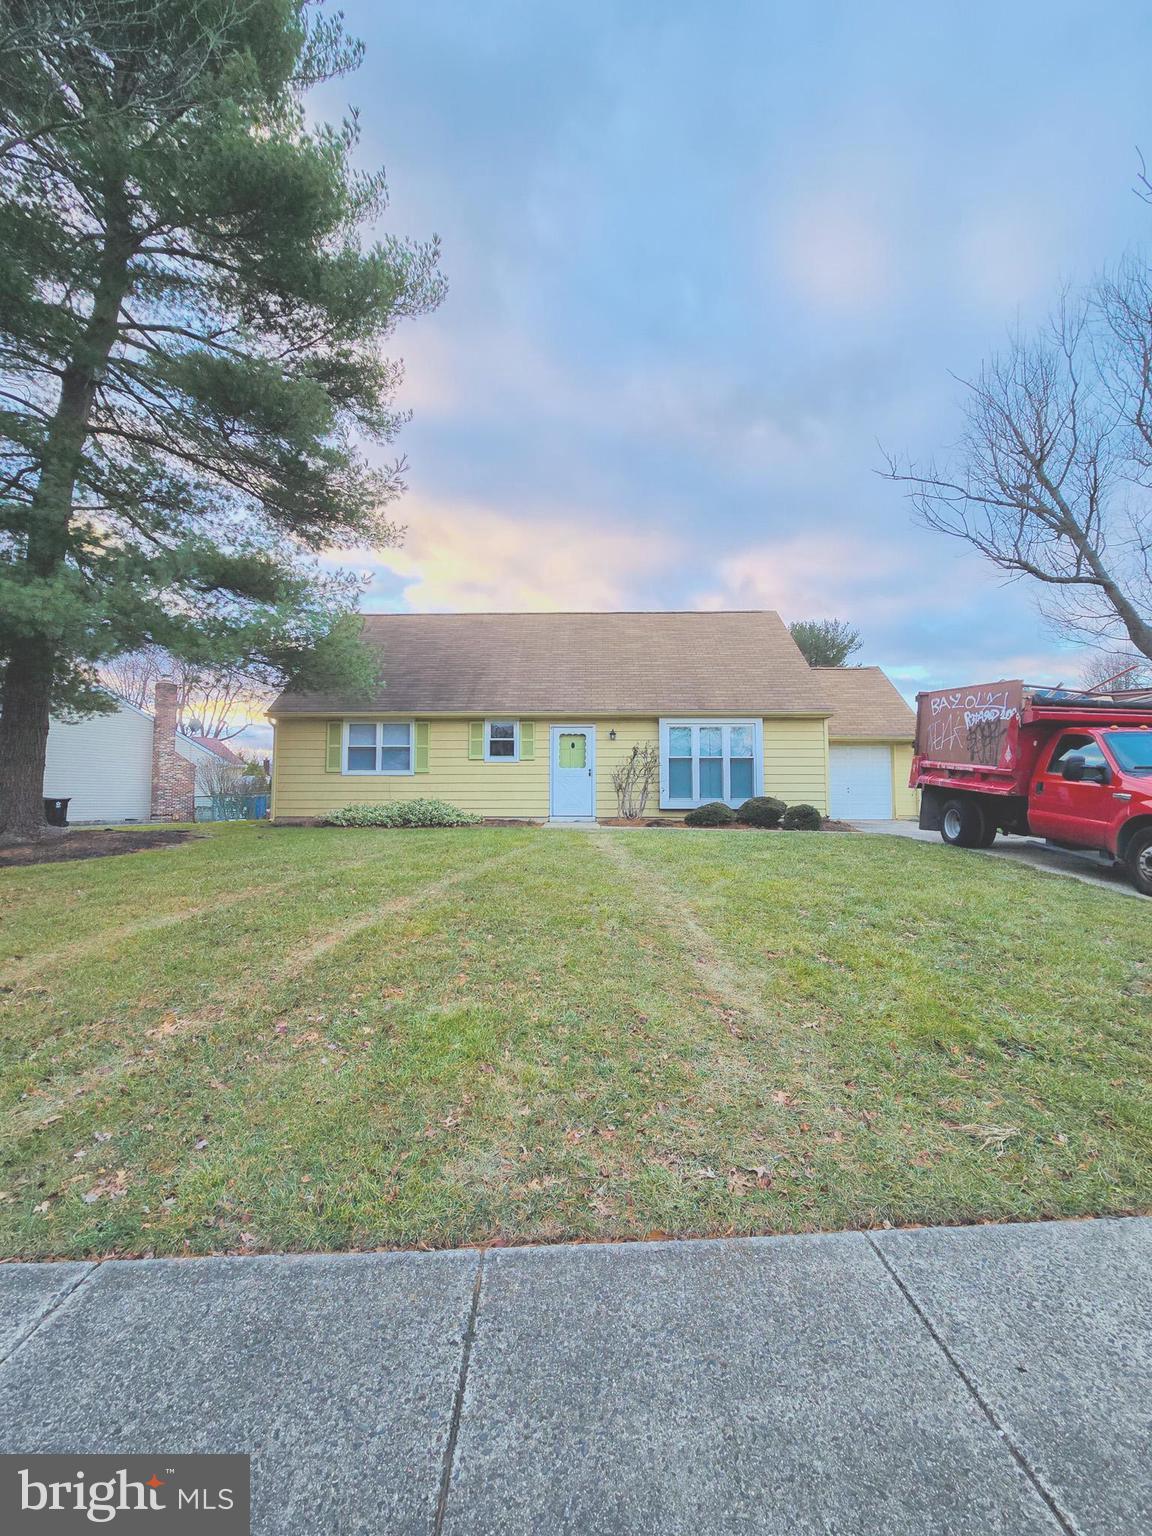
[0, 845, 532, 1128]
[2, 824, 1149, 1259]
[1, 830, 486, 980]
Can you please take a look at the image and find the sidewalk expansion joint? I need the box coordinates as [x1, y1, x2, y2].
[433, 1248, 485, 1535]
[0, 1263, 97, 1371]
[867, 1235, 1081, 1536]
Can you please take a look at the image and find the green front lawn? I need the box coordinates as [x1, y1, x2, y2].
[2, 823, 1149, 1259]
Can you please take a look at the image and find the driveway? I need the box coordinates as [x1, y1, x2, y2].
[852, 819, 1141, 897]
[2, 1217, 1148, 1533]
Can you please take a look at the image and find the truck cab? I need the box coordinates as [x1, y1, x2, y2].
[1029, 728, 1152, 860]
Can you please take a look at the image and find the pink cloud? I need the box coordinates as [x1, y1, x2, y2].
[359, 497, 682, 612]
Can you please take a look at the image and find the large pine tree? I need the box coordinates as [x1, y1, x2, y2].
[0, 0, 443, 837]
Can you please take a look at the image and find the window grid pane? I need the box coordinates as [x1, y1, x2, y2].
[669, 757, 693, 798]
[700, 757, 723, 798]
[730, 758, 754, 799]
[699, 726, 722, 757]
[380, 724, 410, 746]
[347, 745, 377, 771]
[348, 723, 376, 746]
[379, 746, 411, 772]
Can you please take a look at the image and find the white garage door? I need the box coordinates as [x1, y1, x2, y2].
[829, 745, 893, 820]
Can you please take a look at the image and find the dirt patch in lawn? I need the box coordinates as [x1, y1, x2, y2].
[0, 828, 200, 868]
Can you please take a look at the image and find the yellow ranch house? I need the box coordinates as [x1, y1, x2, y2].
[268, 610, 915, 823]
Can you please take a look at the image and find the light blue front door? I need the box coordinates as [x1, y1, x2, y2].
[550, 726, 596, 818]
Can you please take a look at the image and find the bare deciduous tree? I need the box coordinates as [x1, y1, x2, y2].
[196, 755, 251, 818]
[1080, 647, 1152, 692]
[97, 650, 156, 712]
[611, 742, 660, 819]
[97, 647, 269, 738]
[884, 266, 1152, 662]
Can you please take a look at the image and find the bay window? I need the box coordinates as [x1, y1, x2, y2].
[659, 719, 762, 808]
[344, 721, 414, 774]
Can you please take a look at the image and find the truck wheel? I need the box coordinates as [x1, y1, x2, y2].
[940, 797, 985, 849]
[976, 818, 998, 848]
[1127, 829, 1152, 896]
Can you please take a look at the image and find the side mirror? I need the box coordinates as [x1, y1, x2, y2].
[1062, 755, 1109, 785]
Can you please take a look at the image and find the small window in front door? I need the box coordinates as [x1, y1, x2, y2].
[558, 733, 586, 767]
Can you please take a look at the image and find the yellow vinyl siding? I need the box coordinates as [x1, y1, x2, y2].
[595, 722, 661, 818]
[271, 713, 834, 821]
[272, 717, 549, 820]
[762, 717, 829, 813]
[891, 743, 919, 819]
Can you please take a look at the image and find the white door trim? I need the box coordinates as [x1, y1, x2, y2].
[549, 724, 597, 819]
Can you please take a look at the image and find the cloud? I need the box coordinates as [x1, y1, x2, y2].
[774, 194, 894, 312]
[353, 497, 681, 612]
[693, 534, 913, 622]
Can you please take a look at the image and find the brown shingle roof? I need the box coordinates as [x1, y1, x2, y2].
[814, 666, 915, 740]
[272, 611, 832, 717]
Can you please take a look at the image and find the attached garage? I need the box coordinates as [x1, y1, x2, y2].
[814, 667, 918, 822]
[829, 743, 893, 820]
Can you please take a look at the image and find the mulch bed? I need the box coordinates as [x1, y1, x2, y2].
[0, 828, 200, 868]
[599, 817, 856, 832]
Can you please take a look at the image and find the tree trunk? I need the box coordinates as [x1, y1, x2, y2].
[0, 178, 133, 839]
[0, 638, 56, 841]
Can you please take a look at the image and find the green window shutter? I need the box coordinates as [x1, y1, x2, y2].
[519, 721, 535, 761]
[325, 720, 343, 772]
[469, 721, 485, 760]
[414, 721, 430, 773]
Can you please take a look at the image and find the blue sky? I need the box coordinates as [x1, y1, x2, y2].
[306, 0, 1152, 703]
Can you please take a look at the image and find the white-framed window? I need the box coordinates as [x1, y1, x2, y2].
[484, 719, 519, 762]
[659, 719, 762, 808]
[344, 720, 414, 774]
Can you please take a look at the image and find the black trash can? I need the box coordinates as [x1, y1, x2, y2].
[43, 797, 70, 827]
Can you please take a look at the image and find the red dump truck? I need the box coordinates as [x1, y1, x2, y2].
[911, 680, 1152, 895]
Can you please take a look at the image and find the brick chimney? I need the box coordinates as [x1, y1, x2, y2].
[150, 677, 195, 821]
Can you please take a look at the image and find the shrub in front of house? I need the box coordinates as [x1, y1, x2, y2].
[735, 795, 787, 829]
[684, 800, 735, 827]
[781, 803, 823, 831]
[323, 800, 482, 828]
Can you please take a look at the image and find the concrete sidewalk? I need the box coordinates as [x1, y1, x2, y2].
[1, 1218, 1148, 1534]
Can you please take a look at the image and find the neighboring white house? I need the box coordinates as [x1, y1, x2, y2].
[42, 683, 221, 823]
